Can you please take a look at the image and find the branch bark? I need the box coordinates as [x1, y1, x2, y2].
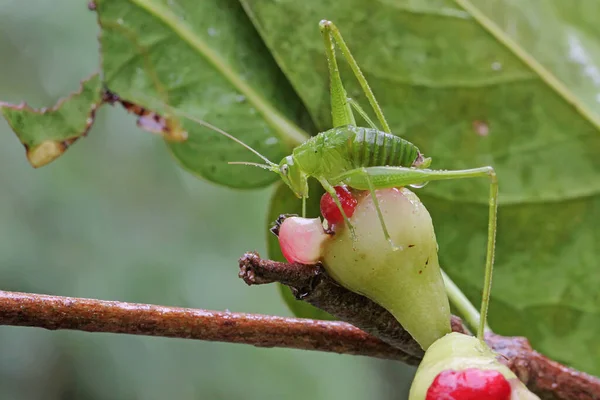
[0, 290, 405, 360]
[238, 252, 468, 361]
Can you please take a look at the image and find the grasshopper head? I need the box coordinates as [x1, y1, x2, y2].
[278, 156, 308, 199]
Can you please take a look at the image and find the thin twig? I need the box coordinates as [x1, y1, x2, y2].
[0, 290, 407, 361]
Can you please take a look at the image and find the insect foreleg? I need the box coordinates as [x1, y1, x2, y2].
[336, 165, 498, 340]
[302, 196, 307, 218]
[317, 177, 356, 239]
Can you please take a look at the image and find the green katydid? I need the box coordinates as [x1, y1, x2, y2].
[149, 20, 498, 338]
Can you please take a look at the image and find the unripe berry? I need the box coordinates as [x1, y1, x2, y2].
[320, 185, 358, 225]
[277, 216, 330, 264]
[321, 187, 451, 349]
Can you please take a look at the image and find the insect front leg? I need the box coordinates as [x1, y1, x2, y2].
[302, 196, 307, 218]
[317, 177, 357, 239]
[336, 165, 498, 340]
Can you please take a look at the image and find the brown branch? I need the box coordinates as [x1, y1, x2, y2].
[239, 252, 600, 400]
[0, 290, 407, 361]
[486, 333, 600, 400]
[238, 252, 467, 359]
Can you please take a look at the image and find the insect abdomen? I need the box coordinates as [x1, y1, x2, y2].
[291, 126, 420, 179]
[349, 126, 419, 168]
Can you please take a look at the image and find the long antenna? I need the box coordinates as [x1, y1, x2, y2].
[228, 161, 273, 170]
[159, 104, 277, 167]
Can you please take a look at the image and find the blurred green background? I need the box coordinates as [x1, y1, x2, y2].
[0, 1, 415, 399]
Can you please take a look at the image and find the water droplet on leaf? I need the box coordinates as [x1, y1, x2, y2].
[409, 182, 429, 189]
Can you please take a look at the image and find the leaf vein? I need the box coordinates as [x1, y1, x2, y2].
[453, 0, 600, 133]
[129, 0, 309, 147]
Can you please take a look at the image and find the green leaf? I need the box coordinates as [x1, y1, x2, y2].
[455, 0, 600, 129]
[266, 180, 334, 320]
[241, 0, 600, 373]
[94, 0, 311, 189]
[0, 73, 103, 168]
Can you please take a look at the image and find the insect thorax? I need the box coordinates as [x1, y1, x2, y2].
[292, 125, 420, 180]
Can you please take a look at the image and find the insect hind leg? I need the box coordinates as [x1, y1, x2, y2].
[319, 20, 391, 134]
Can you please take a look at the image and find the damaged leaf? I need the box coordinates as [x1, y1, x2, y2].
[103, 90, 188, 142]
[1, 73, 103, 168]
[94, 0, 312, 189]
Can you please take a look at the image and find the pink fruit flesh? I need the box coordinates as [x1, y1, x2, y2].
[278, 217, 329, 264]
[320, 186, 358, 225]
[426, 368, 511, 400]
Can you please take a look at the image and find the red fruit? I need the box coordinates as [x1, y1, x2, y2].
[320, 186, 358, 225]
[426, 368, 511, 400]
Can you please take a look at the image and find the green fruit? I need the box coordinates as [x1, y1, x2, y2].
[321, 187, 451, 349]
[409, 332, 540, 400]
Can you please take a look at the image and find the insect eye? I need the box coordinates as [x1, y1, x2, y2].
[280, 164, 289, 175]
